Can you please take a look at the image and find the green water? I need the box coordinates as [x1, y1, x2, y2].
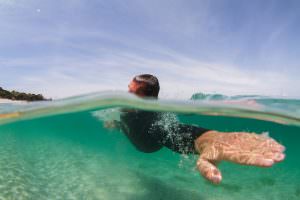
[0, 93, 300, 199]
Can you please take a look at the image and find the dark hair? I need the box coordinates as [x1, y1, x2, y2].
[133, 74, 160, 97]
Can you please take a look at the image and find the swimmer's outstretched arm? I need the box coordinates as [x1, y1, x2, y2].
[194, 131, 285, 184]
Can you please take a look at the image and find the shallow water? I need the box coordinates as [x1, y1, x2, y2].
[0, 92, 299, 199]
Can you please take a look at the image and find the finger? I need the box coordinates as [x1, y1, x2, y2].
[261, 136, 285, 150]
[255, 137, 285, 154]
[243, 156, 275, 167]
[263, 152, 285, 162]
[272, 143, 286, 153]
[196, 157, 222, 184]
[272, 153, 285, 162]
[253, 158, 274, 167]
[268, 144, 285, 155]
[267, 139, 286, 152]
[225, 152, 275, 167]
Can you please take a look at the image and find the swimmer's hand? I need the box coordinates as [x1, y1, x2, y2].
[194, 131, 285, 184]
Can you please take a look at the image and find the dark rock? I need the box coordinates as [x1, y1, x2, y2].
[0, 87, 51, 102]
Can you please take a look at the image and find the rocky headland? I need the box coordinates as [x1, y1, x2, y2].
[0, 87, 50, 102]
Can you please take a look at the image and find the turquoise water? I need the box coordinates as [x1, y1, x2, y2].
[0, 92, 300, 199]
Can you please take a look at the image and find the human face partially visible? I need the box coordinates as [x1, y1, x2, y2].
[128, 80, 145, 97]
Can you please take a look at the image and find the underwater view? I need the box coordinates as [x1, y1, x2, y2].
[1, 0, 300, 199]
[0, 92, 299, 200]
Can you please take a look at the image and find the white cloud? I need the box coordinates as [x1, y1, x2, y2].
[1, 47, 299, 99]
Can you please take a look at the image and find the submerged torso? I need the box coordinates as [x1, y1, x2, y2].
[120, 109, 210, 154]
[120, 109, 163, 153]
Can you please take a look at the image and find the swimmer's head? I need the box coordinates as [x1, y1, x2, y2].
[128, 74, 160, 98]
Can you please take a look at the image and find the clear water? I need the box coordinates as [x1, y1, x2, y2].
[0, 92, 300, 200]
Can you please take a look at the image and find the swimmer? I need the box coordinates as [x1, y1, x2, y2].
[105, 74, 285, 184]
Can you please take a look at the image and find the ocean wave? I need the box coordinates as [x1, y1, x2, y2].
[0, 91, 300, 126]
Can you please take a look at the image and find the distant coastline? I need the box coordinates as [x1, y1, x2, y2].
[0, 87, 50, 102]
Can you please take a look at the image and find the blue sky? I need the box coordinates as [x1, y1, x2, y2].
[0, 0, 299, 99]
